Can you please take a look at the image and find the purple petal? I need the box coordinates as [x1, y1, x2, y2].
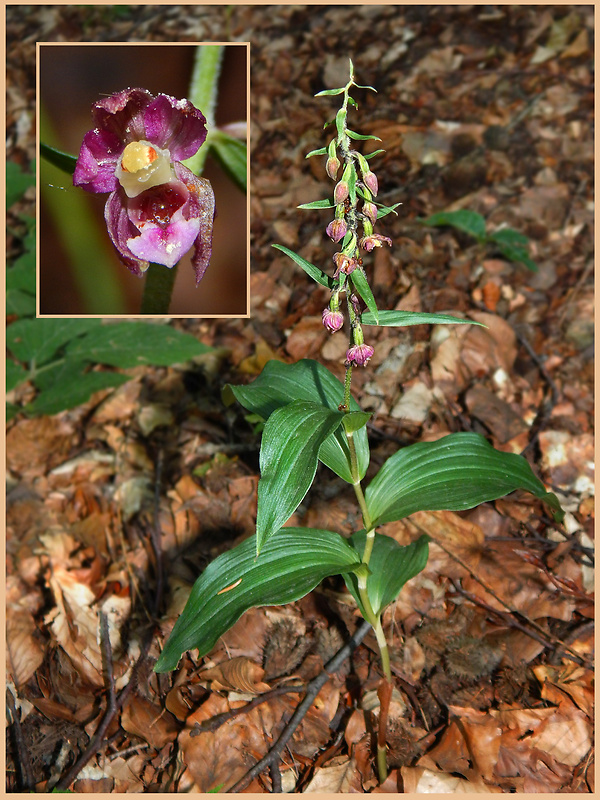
[174, 163, 215, 286]
[143, 94, 207, 161]
[73, 128, 123, 193]
[91, 88, 152, 143]
[104, 190, 148, 276]
[126, 216, 201, 269]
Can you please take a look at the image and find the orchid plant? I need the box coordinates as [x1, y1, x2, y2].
[155, 61, 564, 784]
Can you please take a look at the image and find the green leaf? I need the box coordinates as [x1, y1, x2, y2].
[7, 160, 35, 207]
[297, 199, 336, 210]
[271, 244, 333, 289]
[335, 108, 347, 139]
[364, 149, 386, 160]
[421, 210, 487, 242]
[346, 130, 382, 142]
[315, 87, 346, 97]
[360, 310, 486, 327]
[28, 367, 129, 417]
[6, 318, 103, 366]
[365, 432, 564, 528]
[154, 527, 362, 672]
[225, 359, 370, 484]
[208, 130, 247, 193]
[344, 532, 429, 616]
[376, 203, 403, 219]
[341, 410, 371, 434]
[256, 400, 345, 552]
[488, 230, 537, 271]
[305, 147, 328, 158]
[65, 322, 213, 367]
[350, 269, 379, 324]
[40, 142, 78, 176]
[6, 360, 28, 393]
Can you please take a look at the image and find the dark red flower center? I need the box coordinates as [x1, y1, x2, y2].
[132, 183, 187, 227]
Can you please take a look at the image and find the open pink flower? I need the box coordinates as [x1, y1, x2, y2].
[73, 88, 215, 285]
[345, 343, 375, 367]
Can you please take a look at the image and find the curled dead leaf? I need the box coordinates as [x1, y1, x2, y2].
[198, 656, 271, 694]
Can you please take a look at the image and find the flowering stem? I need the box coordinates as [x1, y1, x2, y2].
[140, 262, 178, 315]
[184, 44, 224, 177]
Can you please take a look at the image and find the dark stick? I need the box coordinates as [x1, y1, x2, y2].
[227, 619, 372, 793]
[6, 688, 36, 791]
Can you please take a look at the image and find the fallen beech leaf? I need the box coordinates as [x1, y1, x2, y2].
[303, 756, 358, 792]
[401, 765, 498, 792]
[121, 695, 180, 750]
[6, 576, 44, 686]
[198, 656, 271, 694]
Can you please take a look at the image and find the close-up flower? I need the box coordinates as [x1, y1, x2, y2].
[332, 251, 357, 276]
[326, 218, 347, 242]
[73, 87, 215, 285]
[360, 233, 392, 252]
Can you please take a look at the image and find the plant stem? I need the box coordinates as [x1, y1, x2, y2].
[140, 263, 178, 315]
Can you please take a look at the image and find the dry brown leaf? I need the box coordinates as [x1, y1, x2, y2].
[198, 656, 271, 694]
[447, 706, 503, 782]
[533, 664, 594, 717]
[121, 695, 180, 750]
[303, 755, 358, 792]
[401, 765, 499, 792]
[6, 575, 44, 686]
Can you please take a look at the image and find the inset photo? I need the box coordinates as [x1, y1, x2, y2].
[38, 43, 249, 316]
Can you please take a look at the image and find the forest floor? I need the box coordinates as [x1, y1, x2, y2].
[6, 4, 594, 793]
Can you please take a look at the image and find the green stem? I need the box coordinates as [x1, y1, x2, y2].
[140, 263, 178, 314]
[184, 45, 224, 176]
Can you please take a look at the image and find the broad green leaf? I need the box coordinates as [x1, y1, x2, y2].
[346, 130, 382, 142]
[366, 432, 564, 527]
[488, 230, 537, 271]
[39, 142, 78, 176]
[360, 310, 486, 327]
[256, 400, 345, 552]
[297, 199, 336, 210]
[28, 368, 129, 417]
[271, 244, 333, 289]
[65, 322, 212, 367]
[7, 160, 35, 207]
[154, 527, 362, 672]
[6, 360, 28, 393]
[224, 359, 370, 484]
[6, 318, 102, 366]
[208, 130, 247, 193]
[421, 210, 487, 242]
[305, 147, 328, 158]
[350, 269, 379, 324]
[344, 532, 429, 616]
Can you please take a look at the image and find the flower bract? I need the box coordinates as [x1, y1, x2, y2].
[73, 87, 215, 285]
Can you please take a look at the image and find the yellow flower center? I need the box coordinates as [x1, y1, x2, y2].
[120, 141, 158, 173]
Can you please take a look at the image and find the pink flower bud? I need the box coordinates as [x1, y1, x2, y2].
[363, 170, 378, 196]
[333, 252, 358, 277]
[360, 234, 392, 252]
[334, 181, 349, 205]
[363, 202, 378, 225]
[326, 218, 347, 242]
[345, 343, 375, 367]
[326, 156, 341, 180]
[322, 307, 344, 333]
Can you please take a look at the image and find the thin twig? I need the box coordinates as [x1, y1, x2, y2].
[6, 688, 36, 791]
[190, 684, 305, 735]
[227, 619, 372, 793]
